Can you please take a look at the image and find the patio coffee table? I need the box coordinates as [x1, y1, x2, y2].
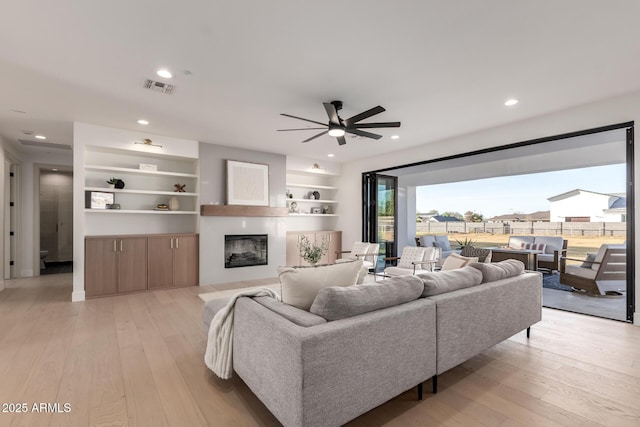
[489, 248, 541, 270]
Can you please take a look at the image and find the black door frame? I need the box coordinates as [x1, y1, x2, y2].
[362, 121, 635, 322]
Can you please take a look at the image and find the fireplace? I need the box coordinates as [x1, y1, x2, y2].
[225, 234, 268, 268]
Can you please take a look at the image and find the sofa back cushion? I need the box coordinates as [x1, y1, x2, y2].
[434, 235, 452, 251]
[419, 235, 437, 247]
[469, 259, 524, 283]
[441, 253, 478, 271]
[533, 236, 564, 254]
[278, 260, 363, 310]
[310, 275, 423, 321]
[508, 236, 534, 249]
[253, 296, 327, 327]
[416, 266, 483, 297]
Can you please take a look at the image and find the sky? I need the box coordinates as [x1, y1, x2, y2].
[416, 164, 626, 218]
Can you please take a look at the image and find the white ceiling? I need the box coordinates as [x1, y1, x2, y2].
[1, 1, 640, 163]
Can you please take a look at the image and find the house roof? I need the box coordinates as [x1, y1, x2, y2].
[430, 215, 463, 222]
[487, 211, 550, 222]
[547, 189, 625, 202]
[2, 2, 640, 162]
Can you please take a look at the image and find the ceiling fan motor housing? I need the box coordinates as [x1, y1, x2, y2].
[330, 100, 343, 111]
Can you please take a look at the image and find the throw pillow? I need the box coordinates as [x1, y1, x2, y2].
[434, 235, 452, 251]
[580, 253, 596, 268]
[416, 267, 483, 297]
[310, 275, 423, 321]
[460, 245, 491, 263]
[278, 260, 363, 310]
[521, 242, 546, 252]
[469, 259, 525, 283]
[441, 253, 478, 271]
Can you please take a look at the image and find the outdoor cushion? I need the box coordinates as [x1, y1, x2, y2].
[508, 236, 534, 249]
[419, 235, 437, 247]
[533, 236, 564, 254]
[521, 242, 546, 252]
[460, 245, 491, 263]
[416, 266, 482, 297]
[441, 253, 478, 271]
[434, 235, 452, 251]
[278, 260, 363, 310]
[580, 253, 596, 268]
[469, 259, 524, 283]
[564, 264, 596, 279]
[309, 275, 423, 321]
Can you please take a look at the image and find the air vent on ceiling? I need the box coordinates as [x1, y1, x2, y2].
[18, 139, 71, 150]
[143, 79, 175, 94]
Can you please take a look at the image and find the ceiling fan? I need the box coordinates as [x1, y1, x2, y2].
[278, 100, 400, 146]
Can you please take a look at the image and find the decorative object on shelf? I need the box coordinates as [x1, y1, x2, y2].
[312, 191, 320, 200]
[106, 203, 121, 210]
[227, 160, 269, 206]
[289, 201, 299, 213]
[155, 203, 169, 211]
[139, 163, 158, 171]
[85, 191, 114, 209]
[174, 183, 186, 192]
[168, 196, 180, 211]
[322, 205, 330, 214]
[298, 235, 328, 266]
[311, 207, 321, 214]
[134, 138, 163, 148]
[286, 189, 292, 198]
[106, 177, 118, 189]
[309, 193, 316, 200]
[114, 179, 125, 189]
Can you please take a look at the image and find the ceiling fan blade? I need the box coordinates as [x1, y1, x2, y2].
[345, 128, 383, 140]
[351, 122, 401, 129]
[345, 106, 385, 125]
[337, 136, 347, 146]
[323, 102, 340, 125]
[302, 130, 328, 143]
[281, 113, 327, 127]
[277, 127, 327, 131]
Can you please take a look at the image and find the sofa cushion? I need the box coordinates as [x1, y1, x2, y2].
[460, 245, 491, 263]
[469, 259, 525, 283]
[419, 235, 437, 247]
[565, 264, 597, 279]
[252, 296, 327, 327]
[580, 253, 596, 268]
[416, 266, 483, 297]
[533, 236, 563, 254]
[309, 275, 423, 321]
[522, 242, 546, 252]
[434, 235, 452, 251]
[278, 260, 363, 310]
[441, 253, 478, 271]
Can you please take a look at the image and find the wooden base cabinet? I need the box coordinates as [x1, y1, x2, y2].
[148, 234, 199, 289]
[286, 231, 341, 266]
[85, 237, 147, 297]
[85, 233, 198, 298]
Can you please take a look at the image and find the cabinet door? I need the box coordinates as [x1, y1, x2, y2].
[286, 233, 301, 266]
[174, 235, 199, 287]
[327, 231, 342, 264]
[118, 237, 148, 293]
[147, 236, 175, 289]
[85, 238, 118, 297]
[315, 232, 331, 265]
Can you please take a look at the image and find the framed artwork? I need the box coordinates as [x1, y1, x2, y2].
[226, 160, 269, 206]
[85, 191, 114, 209]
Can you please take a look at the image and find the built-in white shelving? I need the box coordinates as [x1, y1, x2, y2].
[288, 213, 338, 217]
[287, 183, 337, 190]
[286, 169, 338, 219]
[85, 165, 197, 178]
[85, 209, 198, 215]
[287, 198, 338, 203]
[84, 186, 198, 197]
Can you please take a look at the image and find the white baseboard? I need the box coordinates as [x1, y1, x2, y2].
[71, 290, 85, 302]
[634, 312, 639, 326]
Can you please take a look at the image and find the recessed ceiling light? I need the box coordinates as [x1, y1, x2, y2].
[156, 69, 172, 79]
[504, 99, 519, 106]
[327, 153, 335, 158]
[137, 119, 149, 125]
[35, 135, 46, 140]
[391, 135, 400, 139]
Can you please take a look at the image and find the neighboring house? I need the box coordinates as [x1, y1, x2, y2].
[429, 215, 463, 222]
[487, 211, 550, 223]
[548, 189, 626, 222]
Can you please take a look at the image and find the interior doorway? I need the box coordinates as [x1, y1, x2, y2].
[38, 167, 73, 275]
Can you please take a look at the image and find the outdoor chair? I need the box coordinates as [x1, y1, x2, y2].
[383, 246, 439, 277]
[559, 244, 626, 295]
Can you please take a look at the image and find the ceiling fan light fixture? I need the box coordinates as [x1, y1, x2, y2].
[328, 127, 345, 137]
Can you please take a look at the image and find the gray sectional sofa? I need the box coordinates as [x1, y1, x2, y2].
[202, 261, 542, 427]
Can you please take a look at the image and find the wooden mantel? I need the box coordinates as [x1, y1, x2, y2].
[201, 205, 289, 217]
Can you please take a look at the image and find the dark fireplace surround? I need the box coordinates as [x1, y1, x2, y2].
[225, 234, 268, 268]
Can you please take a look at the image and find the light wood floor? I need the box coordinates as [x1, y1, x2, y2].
[1, 274, 639, 427]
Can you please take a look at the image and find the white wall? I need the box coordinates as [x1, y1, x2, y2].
[336, 89, 640, 325]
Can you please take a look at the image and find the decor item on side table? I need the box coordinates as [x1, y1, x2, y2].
[298, 235, 328, 266]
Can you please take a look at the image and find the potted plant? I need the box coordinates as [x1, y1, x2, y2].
[298, 235, 329, 266]
[106, 177, 118, 189]
[455, 236, 476, 250]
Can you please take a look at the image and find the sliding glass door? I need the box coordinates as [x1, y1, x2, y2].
[363, 173, 397, 268]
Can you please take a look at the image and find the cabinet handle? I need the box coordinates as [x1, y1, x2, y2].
[113, 240, 117, 252]
[120, 240, 123, 252]
[170, 238, 174, 249]
[176, 238, 179, 249]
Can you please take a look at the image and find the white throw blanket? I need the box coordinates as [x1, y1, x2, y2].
[204, 287, 281, 379]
